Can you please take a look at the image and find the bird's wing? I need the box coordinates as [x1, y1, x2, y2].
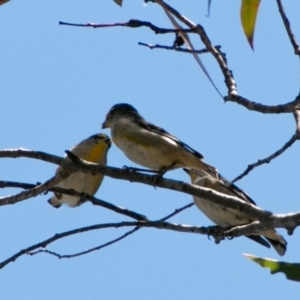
[218, 174, 257, 206]
[136, 120, 204, 159]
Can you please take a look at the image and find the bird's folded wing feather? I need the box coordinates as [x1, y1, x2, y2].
[136, 120, 204, 159]
[219, 174, 257, 206]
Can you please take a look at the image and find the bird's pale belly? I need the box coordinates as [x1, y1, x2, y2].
[56, 172, 102, 206]
[116, 138, 176, 170]
[193, 196, 250, 227]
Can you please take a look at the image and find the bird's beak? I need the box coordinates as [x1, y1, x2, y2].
[101, 121, 107, 129]
[183, 168, 190, 175]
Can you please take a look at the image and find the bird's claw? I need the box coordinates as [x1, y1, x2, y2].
[206, 225, 225, 244]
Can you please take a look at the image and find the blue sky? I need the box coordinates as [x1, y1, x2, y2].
[1, 0, 300, 298]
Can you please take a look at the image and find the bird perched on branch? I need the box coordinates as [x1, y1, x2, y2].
[48, 133, 111, 208]
[102, 103, 217, 177]
[184, 168, 287, 256]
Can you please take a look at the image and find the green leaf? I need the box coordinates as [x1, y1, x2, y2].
[0, 0, 10, 6]
[113, 0, 122, 7]
[240, 0, 260, 49]
[244, 254, 300, 282]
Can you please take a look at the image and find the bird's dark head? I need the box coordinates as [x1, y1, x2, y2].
[102, 103, 139, 129]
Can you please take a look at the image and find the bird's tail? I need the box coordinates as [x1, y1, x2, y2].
[262, 230, 287, 256]
[48, 197, 62, 209]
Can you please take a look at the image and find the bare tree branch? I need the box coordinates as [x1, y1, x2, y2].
[232, 134, 298, 183]
[225, 94, 300, 114]
[0, 181, 36, 190]
[0, 222, 144, 269]
[1, 203, 194, 267]
[0, 176, 64, 206]
[0, 148, 64, 164]
[58, 2, 300, 116]
[159, 202, 194, 221]
[0, 149, 295, 226]
[27, 227, 140, 259]
[65, 151, 300, 229]
[293, 103, 300, 137]
[152, 0, 300, 114]
[29, 203, 196, 259]
[138, 42, 219, 54]
[0, 180, 148, 221]
[276, 0, 300, 56]
[27, 202, 195, 260]
[89, 198, 147, 221]
[0, 149, 80, 205]
[61, 2, 234, 96]
[224, 211, 300, 237]
[2, 207, 300, 269]
[59, 19, 192, 34]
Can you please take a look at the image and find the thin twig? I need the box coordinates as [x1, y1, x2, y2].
[276, 0, 300, 56]
[159, 202, 194, 221]
[59, 19, 192, 34]
[232, 134, 298, 183]
[53, 188, 148, 221]
[90, 198, 147, 221]
[225, 92, 300, 114]
[1, 203, 194, 267]
[162, 7, 223, 98]
[28, 227, 140, 259]
[0, 222, 144, 269]
[154, 0, 237, 96]
[138, 42, 217, 54]
[28, 202, 194, 260]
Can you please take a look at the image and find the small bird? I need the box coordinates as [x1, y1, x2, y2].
[48, 133, 111, 208]
[184, 168, 287, 256]
[102, 103, 217, 177]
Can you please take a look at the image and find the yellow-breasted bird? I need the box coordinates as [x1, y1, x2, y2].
[184, 168, 287, 256]
[48, 133, 111, 208]
[102, 103, 217, 177]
